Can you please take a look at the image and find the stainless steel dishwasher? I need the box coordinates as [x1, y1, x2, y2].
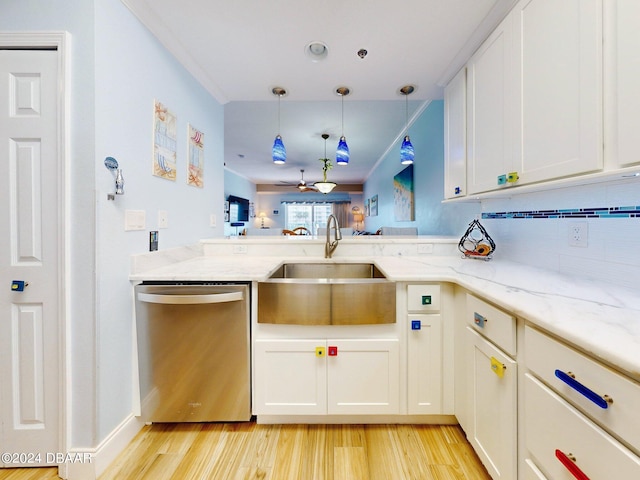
[134, 282, 250, 422]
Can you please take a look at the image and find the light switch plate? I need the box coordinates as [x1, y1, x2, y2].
[124, 210, 146, 231]
[210, 214, 216, 227]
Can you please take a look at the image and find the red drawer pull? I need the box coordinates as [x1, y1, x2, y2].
[555, 449, 590, 480]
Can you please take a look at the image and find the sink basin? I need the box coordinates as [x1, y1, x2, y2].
[258, 262, 395, 325]
[269, 262, 385, 279]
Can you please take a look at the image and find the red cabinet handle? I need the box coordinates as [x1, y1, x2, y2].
[328, 346, 338, 356]
[555, 449, 590, 480]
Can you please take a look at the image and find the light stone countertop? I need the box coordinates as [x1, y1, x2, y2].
[130, 246, 640, 382]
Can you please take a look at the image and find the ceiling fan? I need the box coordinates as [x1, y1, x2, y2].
[277, 169, 318, 192]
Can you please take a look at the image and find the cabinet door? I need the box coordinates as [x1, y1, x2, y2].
[515, 0, 603, 183]
[605, 0, 640, 167]
[254, 339, 326, 415]
[466, 10, 517, 194]
[327, 339, 399, 415]
[467, 327, 517, 480]
[408, 314, 442, 414]
[444, 67, 467, 199]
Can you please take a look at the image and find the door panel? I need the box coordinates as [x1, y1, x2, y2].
[0, 49, 59, 467]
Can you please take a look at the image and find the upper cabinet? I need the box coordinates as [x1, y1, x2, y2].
[466, 11, 518, 195]
[605, 0, 640, 168]
[515, 0, 603, 184]
[446, 0, 607, 197]
[444, 67, 467, 199]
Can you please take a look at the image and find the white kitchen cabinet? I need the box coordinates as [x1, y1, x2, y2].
[466, 0, 602, 196]
[525, 373, 640, 479]
[407, 314, 442, 414]
[605, 0, 640, 168]
[463, 293, 517, 480]
[467, 327, 518, 480]
[444, 67, 467, 199]
[514, 0, 603, 184]
[466, 9, 518, 195]
[254, 338, 399, 416]
[254, 339, 326, 415]
[406, 283, 448, 415]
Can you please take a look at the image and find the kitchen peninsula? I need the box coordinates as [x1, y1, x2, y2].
[131, 236, 640, 479]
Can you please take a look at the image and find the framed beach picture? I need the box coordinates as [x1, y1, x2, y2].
[187, 124, 204, 187]
[370, 194, 378, 216]
[394, 164, 415, 221]
[153, 99, 177, 181]
[364, 198, 370, 216]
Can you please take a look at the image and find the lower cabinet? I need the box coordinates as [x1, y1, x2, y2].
[525, 373, 640, 479]
[254, 338, 400, 415]
[407, 313, 442, 414]
[466, 327, 518, 480]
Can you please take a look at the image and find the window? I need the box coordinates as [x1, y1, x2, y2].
[285, 203, 332, 234]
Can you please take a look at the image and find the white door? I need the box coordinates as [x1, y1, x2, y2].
[0, 49, 60, 467]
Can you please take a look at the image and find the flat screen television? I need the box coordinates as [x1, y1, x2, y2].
[227, 195, 250, 222]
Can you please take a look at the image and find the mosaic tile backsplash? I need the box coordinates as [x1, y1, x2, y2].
[482, 205, 640, 219]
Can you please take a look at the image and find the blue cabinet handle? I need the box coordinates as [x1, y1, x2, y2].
[555, 369, 613, 409]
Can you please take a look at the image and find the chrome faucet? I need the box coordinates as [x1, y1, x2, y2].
[325, 214, 342, 258]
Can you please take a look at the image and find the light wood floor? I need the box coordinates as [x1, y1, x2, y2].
[0, 422, 491, 480]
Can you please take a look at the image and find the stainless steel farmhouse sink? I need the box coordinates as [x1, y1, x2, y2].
[258, 263, 396, 325]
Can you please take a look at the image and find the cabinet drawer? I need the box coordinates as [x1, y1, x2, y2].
[526, 326, 640, 453]
[466, 293, 516, 355]
[525, 374, 640, 479]
[407, 284, 440, 312]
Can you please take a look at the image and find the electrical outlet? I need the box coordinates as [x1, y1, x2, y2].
[417, 243, 434, 254]
[158, 210, 168, 229]
[233, 244, 248, 254]
[568, 222, 588, 247]
[210, 214, 216, 227]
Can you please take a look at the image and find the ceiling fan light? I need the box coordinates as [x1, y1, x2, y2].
[336, 136, 349, 165]
[272, 135, 286, 164]
[313, 181, 337, 194]
[400, 135, 414, 165]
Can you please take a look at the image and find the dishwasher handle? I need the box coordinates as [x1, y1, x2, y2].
[137, 290, 244, 305]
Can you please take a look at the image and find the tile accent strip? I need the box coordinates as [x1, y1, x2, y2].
[482, 206, 640, 219]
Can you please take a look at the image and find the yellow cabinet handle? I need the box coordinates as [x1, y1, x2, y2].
[315, 347, 325, 357]
[490, 356, 506, 378]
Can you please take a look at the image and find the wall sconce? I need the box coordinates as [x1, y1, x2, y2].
[259, 211, 267, 228]
[104, 156, 124, 200]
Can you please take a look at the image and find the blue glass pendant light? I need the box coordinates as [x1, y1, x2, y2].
[400, 85, 415, 165]
[336, 87, 350, 165]
[272, 87, 287, 164]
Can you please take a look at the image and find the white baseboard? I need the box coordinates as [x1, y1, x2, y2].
[64, 414, 144, 480]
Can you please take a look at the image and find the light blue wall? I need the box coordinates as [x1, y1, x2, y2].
[2, 0, 226, 447]
[363, 101, 479, 236]
[95, 0, 224, 441]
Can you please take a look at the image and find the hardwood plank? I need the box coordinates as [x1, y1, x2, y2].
[363, 425, 407, 480]
[92, 421, 491, 480]
[334, 446, 368, 480]
[269, 424, 305, 479]
[170, 423, 226, 480]
[300, 424, 331, 480]
[0, 468, 59, 480]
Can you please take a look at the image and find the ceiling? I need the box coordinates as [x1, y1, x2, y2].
[122, 0, 516, 189]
